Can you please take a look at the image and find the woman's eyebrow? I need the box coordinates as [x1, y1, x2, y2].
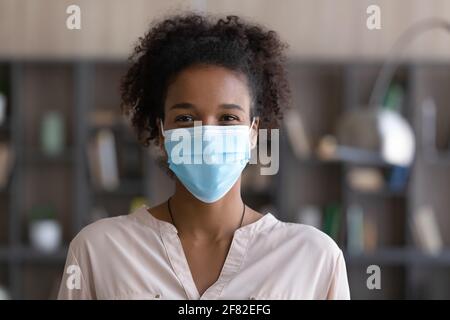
[170, 103, 244, 112]
[220, 104, 244, 112]
[169, 102, 195, 110]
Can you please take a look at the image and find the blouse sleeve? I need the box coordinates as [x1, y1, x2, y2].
[326, 250, 351, 300]
[57, 244, 94, 300]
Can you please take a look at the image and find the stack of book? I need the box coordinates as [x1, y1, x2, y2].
[0, 142, 14, 190]
[87, 129, 119, 191]
[410, 206, 443, 255]
[346, 205, 378, 254]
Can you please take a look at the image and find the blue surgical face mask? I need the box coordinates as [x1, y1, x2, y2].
[161, 118, 256, 203]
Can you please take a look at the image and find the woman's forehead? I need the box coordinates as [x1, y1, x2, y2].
[164, 65, 252, 113]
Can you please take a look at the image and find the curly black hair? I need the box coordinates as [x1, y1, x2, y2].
[120, 13, 291, 147]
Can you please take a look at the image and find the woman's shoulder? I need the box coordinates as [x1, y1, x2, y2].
[68, 216, 124, 250]
[68, 210, 154, 254]
[266, 217, 343, 258]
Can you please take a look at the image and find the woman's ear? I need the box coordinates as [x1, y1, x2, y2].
[250, 117, 259, 149]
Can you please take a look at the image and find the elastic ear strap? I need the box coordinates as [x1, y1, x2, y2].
[250, 116, 257, 130]
[249, 117, 258, 153]
[159, 118, 165, 137]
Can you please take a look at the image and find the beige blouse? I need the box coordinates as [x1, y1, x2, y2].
[57, 205, 350, 300]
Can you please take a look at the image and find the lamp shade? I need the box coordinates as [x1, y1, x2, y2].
[337, 108, 415, 166]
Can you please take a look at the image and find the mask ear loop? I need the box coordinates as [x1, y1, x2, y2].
[249, 116, 258, 137]
[250, 117, 257, 131]
[249, 116, 258, 154]
[159, 118, 166, 138]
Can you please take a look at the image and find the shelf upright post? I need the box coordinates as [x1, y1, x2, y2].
[341, 63, 359, 251]
[8, 61, 24, 299]
[403, 63, 419, 299]
[73, 62, 93, 236]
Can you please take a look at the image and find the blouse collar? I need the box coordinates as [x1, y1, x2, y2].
[132, 204, 279, 236]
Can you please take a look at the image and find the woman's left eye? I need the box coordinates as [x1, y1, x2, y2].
[220, 114, 239, 122]
[175, 115, 194, 122]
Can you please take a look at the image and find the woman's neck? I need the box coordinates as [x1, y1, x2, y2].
[169, 179, 245, 241]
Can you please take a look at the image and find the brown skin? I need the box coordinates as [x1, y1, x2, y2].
[147, 64, 264, 296]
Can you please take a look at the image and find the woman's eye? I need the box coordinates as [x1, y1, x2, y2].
[220, 114, 239, 122]
[175, 115, 194, 122]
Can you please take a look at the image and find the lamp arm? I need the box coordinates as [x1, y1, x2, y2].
[369, 18, 450, 109]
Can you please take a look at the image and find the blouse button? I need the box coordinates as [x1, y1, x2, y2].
[249, 296, 256, 300]
[155, 294, 161, 299]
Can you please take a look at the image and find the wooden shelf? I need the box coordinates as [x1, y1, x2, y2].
[327, 154, 387, 167]
[297, 157, 342, 166]
[21, 148, 75, 165]
[344, 186, 407, 199]
[296, 150, 390, 167]
[345, 248, 450, 266]
[0, 246, 68, 263]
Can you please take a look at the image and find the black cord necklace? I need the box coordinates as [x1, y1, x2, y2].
[167, 197, 246, 233]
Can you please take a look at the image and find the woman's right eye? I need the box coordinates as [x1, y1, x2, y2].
[174, 115, 194, 122]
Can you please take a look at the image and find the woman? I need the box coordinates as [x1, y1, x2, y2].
[58, 13, 350, 300]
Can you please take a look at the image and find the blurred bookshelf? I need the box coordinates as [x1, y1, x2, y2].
[273, 61, 450, 300]
[0, 59, 449, 299]
[0, 60, 156, 299]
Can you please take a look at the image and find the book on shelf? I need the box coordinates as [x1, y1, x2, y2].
[363, 215, 378, 253]
[316, 135, 338, 161]
[0, 142, 14, 189]
[89, 109, 130, 135]
[322, 204, 341, 242]
[388, 165, 409, 192]
[421, 97, 450, 153]
[87, 129, 120, 191]
[421, 98, 437, 151]
[346, 167, 385, 193]
[283, 108, 311, 159]
[296, 205, 322, 229]
[0, 92, 6, 126]
[346, 205, 378, 254]
[40, 111, 66, 157]
[410, 205, 443, 255]
[317, 135, 384, 164]
[89, 109, 120, 127]
[346, 205, 364, 254]
[383, 81, 405, 113]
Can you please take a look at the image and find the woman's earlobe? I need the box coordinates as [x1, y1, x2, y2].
[157, 132, 167, 159]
